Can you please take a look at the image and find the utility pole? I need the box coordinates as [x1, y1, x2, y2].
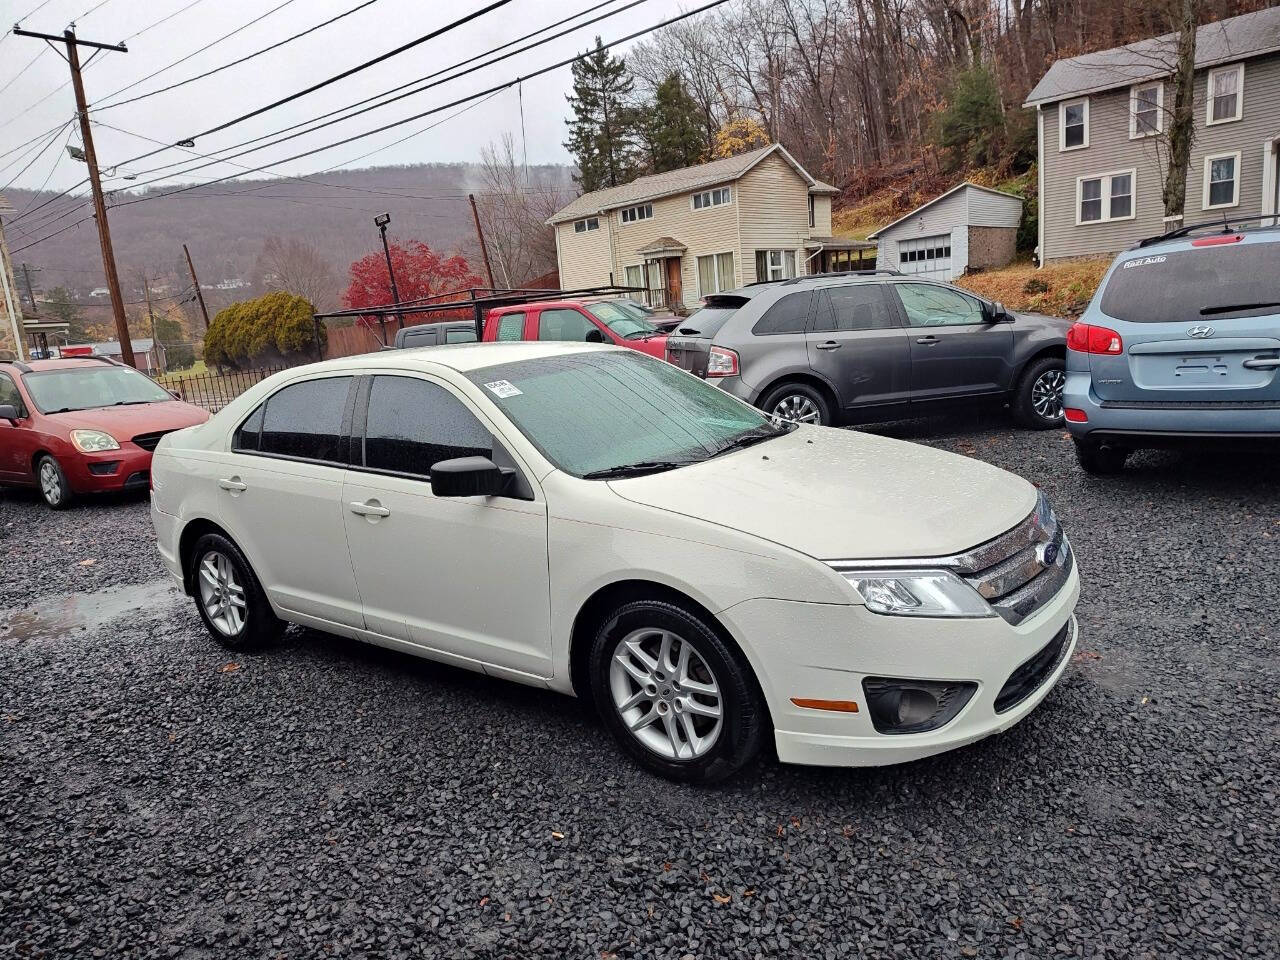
[468, 194, 497, 289]
[183, 244, 210, 329]
[14, 25, 134, 367]
[0, 211, 26, 360]
[20, 264, 39, 312]
[142, 274, 165, 376]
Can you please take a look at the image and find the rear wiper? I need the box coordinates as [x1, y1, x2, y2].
[582, 460, 695, 480]
[1200, 301, 1280, 315]
[677, 327, 701, 335]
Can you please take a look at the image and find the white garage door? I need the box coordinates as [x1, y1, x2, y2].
[898, 235, 953, 279]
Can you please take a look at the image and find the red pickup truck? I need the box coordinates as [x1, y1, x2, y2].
[481, 299, 669, 359]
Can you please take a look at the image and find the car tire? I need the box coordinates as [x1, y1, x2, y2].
[758, 382, 832, 426]
[189, 532, 284, 651]
[1073, 437, 1129, 475]
[36, 455, 74, 510]
[1013, 356, 1066, 429]
[589, 599, 767, 784]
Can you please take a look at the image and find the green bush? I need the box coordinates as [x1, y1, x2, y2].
[203, 292, 323, 368]
[931, 66, 1006, 171]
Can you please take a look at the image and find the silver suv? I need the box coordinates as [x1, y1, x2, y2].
[665, 272, 1071, 428]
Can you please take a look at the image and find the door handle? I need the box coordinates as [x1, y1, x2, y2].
[349, 500, 391, 518]
[915, 336, 940, 345]
[217, 477, 247, 492]
[1243, 357, 1280, 369]
[815, 340, 841, 351]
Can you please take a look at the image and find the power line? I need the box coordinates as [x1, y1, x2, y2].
[119, 0, 213, 43]
[94, 0, 381, 111]
[10, 128, 76, 218]
[0, 121, 72, 192]
[0, 48, 47, 96]
[10, 215, 98, 254]
[112, 0, 646, 183]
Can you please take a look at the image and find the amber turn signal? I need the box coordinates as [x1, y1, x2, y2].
[790, 697, 859, 713]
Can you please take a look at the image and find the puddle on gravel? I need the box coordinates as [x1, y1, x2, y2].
[0, 579, 184, 644]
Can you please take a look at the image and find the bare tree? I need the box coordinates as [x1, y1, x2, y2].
[474, 135, 567, 288]
[1162, 0, 1198, 218]
[255, 237, 337, 309]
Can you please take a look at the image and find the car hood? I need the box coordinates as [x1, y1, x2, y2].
[44, 400, 210, 438]
[607, 426, 1037, 560]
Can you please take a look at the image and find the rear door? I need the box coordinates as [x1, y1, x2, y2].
[890, 281, 1013, 400]
[1089, 239, 1280, 405]
[805, 284, 912, 412]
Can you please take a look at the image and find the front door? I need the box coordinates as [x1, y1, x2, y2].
[806, 285, 912, 415]
[217, 374, 365, 634]
[890, 282, 1013, 401]
[341, 374, 552, 678]
[665, 257, 683, 309]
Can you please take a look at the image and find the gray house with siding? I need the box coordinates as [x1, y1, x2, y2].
[868, 182, 1023, 280]
[1026, 6, 1280, 263]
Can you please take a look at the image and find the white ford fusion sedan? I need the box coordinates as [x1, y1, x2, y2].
[151, 342, 1079, 783]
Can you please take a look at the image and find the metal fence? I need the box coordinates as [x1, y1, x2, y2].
[151, 365, 290, 413]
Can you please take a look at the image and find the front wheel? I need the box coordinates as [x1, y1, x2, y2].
[37, 455, 73, 509]
[758, 382, 831, 426]
[589, 600, 766, 784]
[1013, 356, 1066, 429]
[1074, 437, 1129, 475]
[189, 532, 284, 650]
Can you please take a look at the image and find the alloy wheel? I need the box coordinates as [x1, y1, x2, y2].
[608, 627, 723, 761]
[197, 550, 247, 637]
[1031, 369, 1065, 422]
[39, 460, 62, 504]
[771, 394, 821, 425]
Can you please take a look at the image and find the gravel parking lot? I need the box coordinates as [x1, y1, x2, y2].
[2, 417, 1277, 959]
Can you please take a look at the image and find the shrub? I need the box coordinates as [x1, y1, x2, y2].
[203, 292, 321, 368]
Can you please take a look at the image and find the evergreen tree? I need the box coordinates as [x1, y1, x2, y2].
[42, 286, 90, 341]
[643, 74, 708, 172]
[564, 38, 637, 191]
[931, 65, 1006, 171]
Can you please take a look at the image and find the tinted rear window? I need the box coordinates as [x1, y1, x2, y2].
[751, 291, 814, 335]
[1100, 244, 1280, 323]
[677, 296, 748, 338]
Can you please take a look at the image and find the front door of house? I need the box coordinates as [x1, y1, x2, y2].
[664, 257, 683, 308]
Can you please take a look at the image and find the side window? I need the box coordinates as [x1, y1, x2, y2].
[894, 283, 986, 327]
[258, 376, 352, 463]
[445, 326, 477, 343]
[538, 308, 600, 342]
[233, 403, 265, 451]
[0, 373, 24, 412]
[813, 286, 894, 332]
[363, 376, 491, 477]
[751, 291, 813, 336]
[494, 313, 525, 341]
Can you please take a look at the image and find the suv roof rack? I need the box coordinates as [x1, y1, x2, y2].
[747, 268, 901, 289]
[0, 358, 32, 373]
[1134, 215, 1280, 248]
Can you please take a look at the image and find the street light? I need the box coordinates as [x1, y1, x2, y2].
[374, 212, 400, 340]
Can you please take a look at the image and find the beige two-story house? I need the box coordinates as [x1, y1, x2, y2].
[1026, 6, 1280, 263]
[547, 144, 848, 310]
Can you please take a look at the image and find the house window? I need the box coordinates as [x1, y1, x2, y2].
[691, 187, 731, 210]
[808, 195, 816, 228]
[620, 203, 653, 224]
[1059, 98, 1088, 150]
[1203, 152, 1241, 209]
[1130, 83, 1162, 137]
[1206, 64, 1243, 125]
[1077, 170, 1136, 224]
[624, 264, 644, 301]
[755, 249, 797, 281]
[696, 252, 735, 295]
[573, 217, 599, 233]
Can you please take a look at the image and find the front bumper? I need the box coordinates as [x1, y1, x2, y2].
[1064, 370, 1280, 442]
[718, 563, 1080, 767]
[62, 445, 154, 493]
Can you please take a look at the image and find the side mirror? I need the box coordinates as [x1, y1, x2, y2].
[0, 404, 20, 423]
[990, 301, 1014, 323]
[430, 456, 513, 498]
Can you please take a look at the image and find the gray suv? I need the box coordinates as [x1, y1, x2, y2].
[664, 272, 1070, 428]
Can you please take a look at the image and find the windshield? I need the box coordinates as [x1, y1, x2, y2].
[585, 301, 659, 339]
[1100, 243, 1280, 323]
[23, 366, 174, 413]
[676, 296, 747, 338]
[467, 350, 775, 477]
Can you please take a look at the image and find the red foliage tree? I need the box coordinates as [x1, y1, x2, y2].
[342, 240, 484, 329]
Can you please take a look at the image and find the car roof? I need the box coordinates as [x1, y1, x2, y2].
[5, 357, 122, 372]
[301, 340, 624, 375]
[1115, 223, 1280, 261]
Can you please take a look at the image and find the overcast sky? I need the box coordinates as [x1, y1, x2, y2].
[0, 0, 691, 194]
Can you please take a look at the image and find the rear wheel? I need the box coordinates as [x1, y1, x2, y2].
[1074, 437, 1129, 475]
[758, 382, 831, 426]
[37, 455, 73, 510]
[1013, 356, 1066, 429]
[189, 532, 284, 650]
[589, 599, 766, 784]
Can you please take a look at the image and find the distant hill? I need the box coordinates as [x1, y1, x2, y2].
[4, 162, 574, 313]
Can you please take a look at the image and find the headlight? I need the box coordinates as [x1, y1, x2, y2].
[70, 429, 121, 452]
[838, 569, 995, 618]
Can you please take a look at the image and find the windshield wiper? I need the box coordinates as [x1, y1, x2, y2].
[1200, 301, 1280, 315]
[112, 400, 155, 406]
[708, 423, 791, 458]
[582, 460, 696, 480]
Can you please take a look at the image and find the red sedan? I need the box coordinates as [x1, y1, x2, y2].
[0, 357, 209, 509]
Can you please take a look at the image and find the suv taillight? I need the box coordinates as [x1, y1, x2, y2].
[705, 345, 739, 378]
[1067, 322, 1123, 355]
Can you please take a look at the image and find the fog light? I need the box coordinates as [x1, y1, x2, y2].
[862, 678, 977, 734]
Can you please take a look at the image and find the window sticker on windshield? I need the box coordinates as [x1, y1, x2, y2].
[1122, 255, 1167, 269]
[483, 379, 522, 398]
